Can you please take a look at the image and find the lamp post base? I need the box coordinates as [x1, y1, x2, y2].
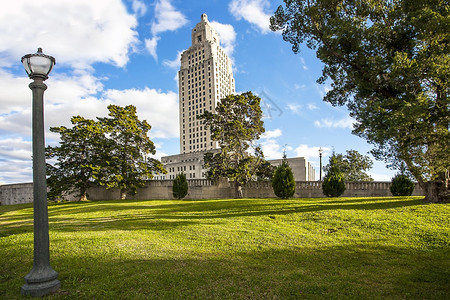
[21, 267, 60, 297]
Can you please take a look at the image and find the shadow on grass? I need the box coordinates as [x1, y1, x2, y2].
[45, 197, 426, 219]
[1, 242, 448, 299]
[0, 197, 427, 236]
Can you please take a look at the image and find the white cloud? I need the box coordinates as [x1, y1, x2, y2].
[210, 21, 237, 57]
[259, 129, 283, 159]
[229, 0, 272, 34]
[132, 0, 147, 17]
[163, 50, 184, 69]
[261, 129, 282, 139]
[307, 103, 319, 110]
[316, 83, 332, 99]
[0, 0, 138, 69]
[146, 0, 188, 60]
[368, 172, 393, 182]
[0, 159, 33, 184]
[314, 116, 355, 130]
[145, 37, 160, 61]
[287, 103, 302, 115]
[0, 71, 108, 142]
[102, 87, 179, 139]
[0, 70, 31, 115]
[294, 145, 332, 161]
[294, 84, 306, 90]
[261, 139, 283, 159]
[151, 0, 188, 36]
[148, 142, 169, 161]
[0, 138, 31, 161]
[299, 57, 308, 70]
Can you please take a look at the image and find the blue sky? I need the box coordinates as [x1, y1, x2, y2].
[0, 0, 396, 184]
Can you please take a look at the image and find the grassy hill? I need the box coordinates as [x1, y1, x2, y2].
[1, 197, 449, 299]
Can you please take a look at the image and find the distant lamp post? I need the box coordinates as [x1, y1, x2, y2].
[318, 147, 323, 181]
[21, 48, 60, 297]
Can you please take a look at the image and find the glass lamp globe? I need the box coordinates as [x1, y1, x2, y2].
[21, 48, 56, 80]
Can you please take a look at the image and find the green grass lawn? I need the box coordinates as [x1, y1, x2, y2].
[0, 197, 449, 299]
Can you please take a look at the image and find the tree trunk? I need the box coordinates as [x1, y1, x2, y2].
[79, 190, 87, 202]
[422, 172, 449, 203]
[120, 189, 127, 200]
[235, 182, 243, 199]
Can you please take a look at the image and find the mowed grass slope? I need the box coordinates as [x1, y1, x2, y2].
[0, 197, 449, 299]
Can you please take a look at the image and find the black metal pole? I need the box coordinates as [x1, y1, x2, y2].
[21, 77, 60, 297]
[319, 152, 322, 181]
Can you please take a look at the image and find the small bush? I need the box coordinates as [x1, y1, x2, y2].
[173, 173, 188, 199]
[322, 172, 346, 197]
[322, 155, 346, 197]
[390, 174, 415, 196]
[272, 160, 296, 199]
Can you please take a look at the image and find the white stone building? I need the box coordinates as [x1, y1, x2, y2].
[179, 13, 235, 154]
[268, 157, 316, 181]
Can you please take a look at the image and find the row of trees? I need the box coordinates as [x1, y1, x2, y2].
[177, 90, 405, 199]
[271, 151, 412, 199]
[46, 105, 166, 201]
[48, 93, 411, 201]
[173, 156, 415, 200]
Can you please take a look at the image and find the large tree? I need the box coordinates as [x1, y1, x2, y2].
[198, 92, 270, 197]
[47, 105, 165, 201]
[324, 150, 374, 182]
[46, 116, 105, 201]
[96, 105, 165, 199]
[271, 0, 449, 202]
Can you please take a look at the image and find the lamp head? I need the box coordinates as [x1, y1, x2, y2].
[21, 48, 56, 80]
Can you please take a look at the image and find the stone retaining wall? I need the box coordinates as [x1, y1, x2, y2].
[0, 183, 34, 205]
[0, 180, 424, 205]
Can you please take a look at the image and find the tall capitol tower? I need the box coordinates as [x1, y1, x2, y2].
[179, 13, 235, 154]
[160, 14, 236, 180]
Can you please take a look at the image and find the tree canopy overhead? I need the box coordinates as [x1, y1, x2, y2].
[271, 0, 449, 202]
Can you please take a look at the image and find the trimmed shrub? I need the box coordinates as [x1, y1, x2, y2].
[272, 160, 296, 199]
[322, 155, 346, 197]
[322, 171, 346, 197]
[173, 173, 188, 199]
[390, 174, 415, 196]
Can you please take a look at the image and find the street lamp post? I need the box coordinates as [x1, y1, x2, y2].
[319, 147, 323, 181]
[21, 48, 60, 297]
